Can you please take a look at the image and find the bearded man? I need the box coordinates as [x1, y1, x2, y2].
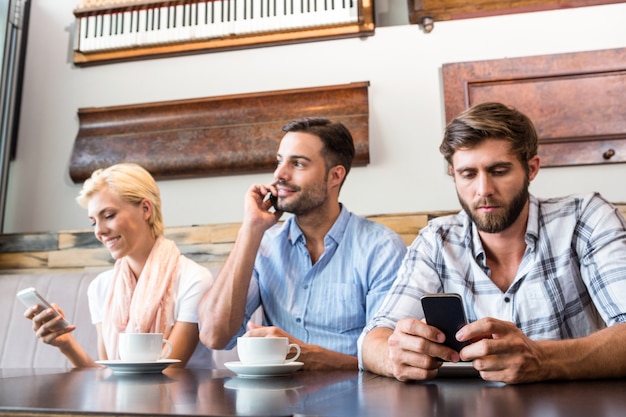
[359, 102, 626, 384]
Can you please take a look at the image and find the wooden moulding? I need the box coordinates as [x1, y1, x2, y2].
[0, 211, 451, 272]
[3, 206, 626, 273]
[69, 81, 370, 183]
[407, 0, 622, 27]
[442, 48, 626, 167]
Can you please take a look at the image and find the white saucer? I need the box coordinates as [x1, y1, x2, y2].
[224, 361, 303, 378]
[96, 359, 181, 375]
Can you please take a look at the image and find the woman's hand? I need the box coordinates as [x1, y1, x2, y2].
[25, 303, 76, 347]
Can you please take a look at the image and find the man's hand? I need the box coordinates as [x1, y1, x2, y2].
[457, 317, 546, 384]
[367, 318, 626, 384]
[385, 317, 465, 381]
[245, 322, 297, 340]
[243, 183, 283, 230]
[245, 323, 357, 370]
[387, 317, 547, 384]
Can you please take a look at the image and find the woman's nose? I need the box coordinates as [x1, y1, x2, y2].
[93, 221, 106, 237]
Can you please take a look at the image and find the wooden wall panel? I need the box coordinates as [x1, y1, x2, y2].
[0, 211, 452, 273]
[2, 206, 626, 274]
[442, 48, 626, 167]
[408, 0, 621, 30]
[69, 82, 370, 182]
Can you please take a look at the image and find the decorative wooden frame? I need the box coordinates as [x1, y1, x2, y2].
[442, 48, 626, 167]
[407, 0, 622, 32]
[69, 82, 370, 182]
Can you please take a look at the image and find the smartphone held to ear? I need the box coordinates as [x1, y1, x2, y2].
[420, 293, 470, 353]
[268, 193, 279, 211]
[16, 287, 69, 328]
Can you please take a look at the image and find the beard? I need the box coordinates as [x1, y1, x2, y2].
[459, 179, 529, 234]
[275, 177, 328, 215]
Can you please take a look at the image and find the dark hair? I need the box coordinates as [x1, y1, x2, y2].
[440, 102, 538, 169]
[282, 117, 356, 182]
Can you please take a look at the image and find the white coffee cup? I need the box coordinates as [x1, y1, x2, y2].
[237, 337, 301, 365]
[118, 333, 172, 362]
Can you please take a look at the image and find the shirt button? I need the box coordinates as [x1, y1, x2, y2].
[504, 297, 511, 303]
[303, 285, 309, 289]
[296, 318, 301, 323]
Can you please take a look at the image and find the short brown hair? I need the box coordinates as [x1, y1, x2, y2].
[282, 117, 355, 186]
[440, 102, 538, 169]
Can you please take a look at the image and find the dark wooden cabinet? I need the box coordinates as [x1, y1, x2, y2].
[442, 48, 626, 167]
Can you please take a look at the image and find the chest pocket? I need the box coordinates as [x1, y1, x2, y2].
[313, 283, 364, 333]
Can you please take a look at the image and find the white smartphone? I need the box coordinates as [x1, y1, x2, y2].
[16, 287, 69, 328]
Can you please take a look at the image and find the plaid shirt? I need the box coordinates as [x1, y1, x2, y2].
[360, 193, 626, 360]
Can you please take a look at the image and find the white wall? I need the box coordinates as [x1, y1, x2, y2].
[3, 1, 626, 234]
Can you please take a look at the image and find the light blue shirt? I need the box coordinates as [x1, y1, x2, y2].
[225, 205, 407, 355]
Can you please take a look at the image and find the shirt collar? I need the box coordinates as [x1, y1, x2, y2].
[287, 203, 349, 246]
[525, 194, 539, 250]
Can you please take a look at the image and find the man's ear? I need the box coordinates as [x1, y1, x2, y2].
[528, 155, 540, 181]
[329, 165, 346, 189]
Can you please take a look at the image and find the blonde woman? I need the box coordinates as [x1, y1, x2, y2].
[25, 163, 213, 368]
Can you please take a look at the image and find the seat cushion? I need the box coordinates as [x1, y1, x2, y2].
[1, 270, 256, 369]
[0, 272, 99, 368]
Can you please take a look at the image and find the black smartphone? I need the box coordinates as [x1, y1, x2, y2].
[268, 193, 279, 211]
[420, 293, 470, 353]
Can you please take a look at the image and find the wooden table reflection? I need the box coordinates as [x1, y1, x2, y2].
[0, 367, 624, 417]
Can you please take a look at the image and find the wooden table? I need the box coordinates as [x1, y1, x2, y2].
[0, 367, 624, 416]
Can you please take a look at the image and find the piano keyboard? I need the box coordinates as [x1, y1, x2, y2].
[73, 0, 374, 65]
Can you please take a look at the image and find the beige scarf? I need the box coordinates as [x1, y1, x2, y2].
[102, 236, 180, 360]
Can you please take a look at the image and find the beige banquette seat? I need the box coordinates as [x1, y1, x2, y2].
[1, 268, 243, 369]
[2, 271, 99, 368]
[2, 206, 624, 369]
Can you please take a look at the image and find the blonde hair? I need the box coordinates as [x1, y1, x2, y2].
[76, 163, 164, 238]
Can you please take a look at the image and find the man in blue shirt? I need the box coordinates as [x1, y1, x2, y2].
[199, 117, 407, 370]
[359, 102, 626, 384]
